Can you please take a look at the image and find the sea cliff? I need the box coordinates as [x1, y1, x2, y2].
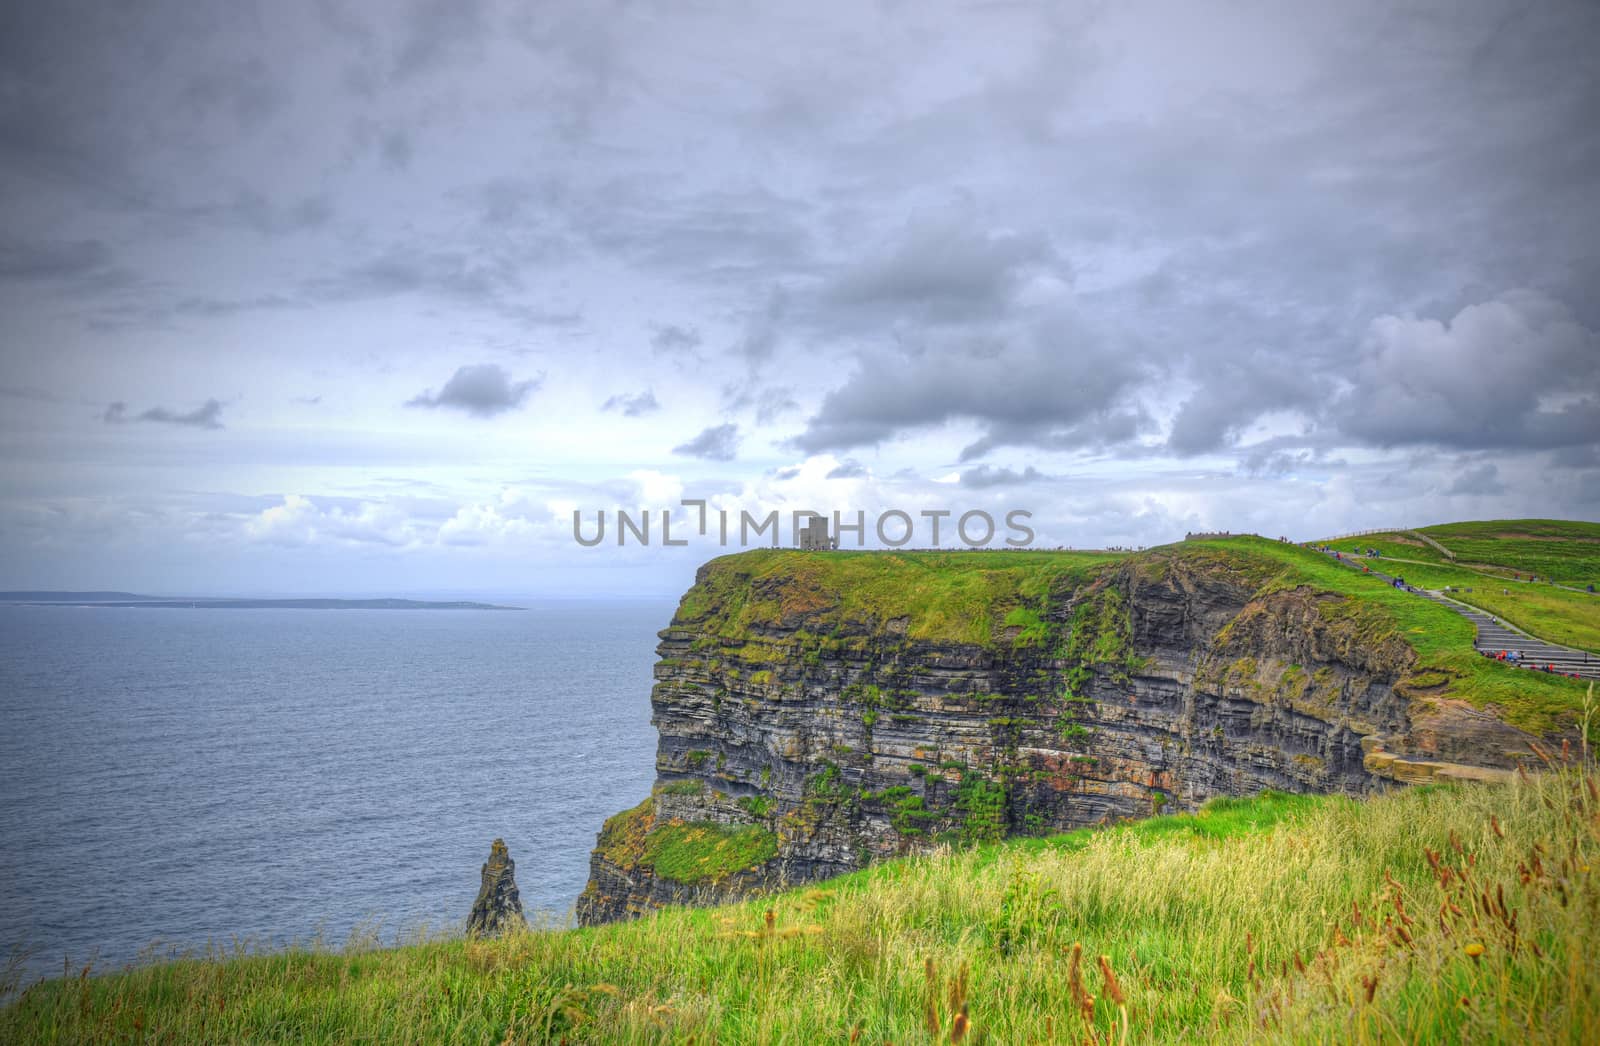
[577, 539, 1561, 925]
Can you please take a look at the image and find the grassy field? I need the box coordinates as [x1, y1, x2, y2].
[1421, 519, 1600, 588]
[1321, 523, 1600, 655]
[7, 771, 1598, 1043]
[1324, 520, 1600, 589]
[1185, 538, 1590, 735]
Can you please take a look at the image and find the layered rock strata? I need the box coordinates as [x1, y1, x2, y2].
[468, 838, 527, 937]
[578, 544, 1551, 925]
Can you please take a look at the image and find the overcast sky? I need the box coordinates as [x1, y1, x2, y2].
[1, 0, 1597, 597]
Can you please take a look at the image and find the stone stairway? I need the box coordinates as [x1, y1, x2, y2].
[1442, 600, 1600, 680]
[1316, 550, 1600, 681]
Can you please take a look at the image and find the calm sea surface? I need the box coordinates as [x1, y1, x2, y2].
[0, 601, 668, 981]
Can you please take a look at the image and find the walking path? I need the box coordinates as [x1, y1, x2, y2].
[1315, 550, 1600, 681]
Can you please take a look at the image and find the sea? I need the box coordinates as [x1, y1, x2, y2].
[0, 600, 669, 983]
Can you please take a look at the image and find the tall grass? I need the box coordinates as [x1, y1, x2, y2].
[6, 772, 1598, 1043]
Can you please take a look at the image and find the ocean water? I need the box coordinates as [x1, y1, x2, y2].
[0, 601, 668, 981]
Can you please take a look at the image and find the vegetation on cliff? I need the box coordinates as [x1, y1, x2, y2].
[1192, 536, 1592, 735]
[8, 771, 1598, 1043]
[614, 526, 1596, 924]
[591, 797, 778, 886]
[680, 529, 1594, 735]
[674, 547, 1125, 646]
[1323, 520, 1600, 652]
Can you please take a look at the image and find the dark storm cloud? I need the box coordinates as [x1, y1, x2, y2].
[959, 465, 1051, 489]
[1330, 291, 1599, 451]
[672, 423, 740, 462]
[1167, 351, 1329, 457]
[406, 364, 541, 417]
[601, 390, 660, 417]
[103, 399, 225, 430]
[794, 311, 1153, 460]
[823, 202, 1061, 324]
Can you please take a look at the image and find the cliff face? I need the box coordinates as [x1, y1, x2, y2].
[577, 543, 1542, 926]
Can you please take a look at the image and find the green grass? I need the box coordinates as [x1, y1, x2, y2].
[643, 823, 777, 884]
[593, 799, 777, 886]
[1421, 519, 1600, 588]
[674, 548, 1125, 646]
[1353, 558, 1599, 655]
[9, 775, 1598, 1043]
[1325, 520, 1600, 589]
[1321, 524, 1600, 654]
[1184, 537, 1590, 734]
[680, 534, 1591, 734]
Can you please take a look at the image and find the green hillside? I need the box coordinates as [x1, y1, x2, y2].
[1421, 520, 1600, 587]
[1322, 520, 1600, 655]
[6, 773, 1597, 1043]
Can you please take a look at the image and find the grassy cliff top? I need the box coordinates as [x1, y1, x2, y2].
[673, 532, 1595, 734]
[674, 547, 1128, 646]
[8, 774, 1596, 1043]
[1322, 519, 1600, 588]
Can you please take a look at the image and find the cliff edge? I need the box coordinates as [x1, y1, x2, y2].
[577, 538, 1581, 925]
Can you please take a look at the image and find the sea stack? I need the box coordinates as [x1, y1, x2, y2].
[466, 838, 527, 937]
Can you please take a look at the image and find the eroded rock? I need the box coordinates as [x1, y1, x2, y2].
[467, 838, 526, 937]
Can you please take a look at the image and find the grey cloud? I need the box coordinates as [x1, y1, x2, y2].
[672, 423, 740, 462]
[380, 129, 412, 171]
[959, 465, 1051, 489]
[1550, 445, 1600, 470]
[601, 390, 660, 417]
[393, 0, 490, 80]
[223, 192, 333, 236]
[104, 398, 225, 430]
[823, 201, 1060, 324]
[1446, 463, 1508, 496]
[724, 383, 801, 426]
[309, 249, 518, 304]
[578, 184, 818, 282]
[826, 459, 868, 479]
[734, 287, 788, 363]
[1331, 290, 1600, 451]
[0, 384, 61, 403]
[1238, 448, 1322, 478]
[651, 324, 702, 356]
[0, 239, 122, 287]
[179, 56, 284, 131]
[795, 312, 1153, 459]
[1167, 352, 1328, 456]
[406, 364, 541, 417]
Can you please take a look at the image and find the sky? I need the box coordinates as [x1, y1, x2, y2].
[1, 0, 1597, 598]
